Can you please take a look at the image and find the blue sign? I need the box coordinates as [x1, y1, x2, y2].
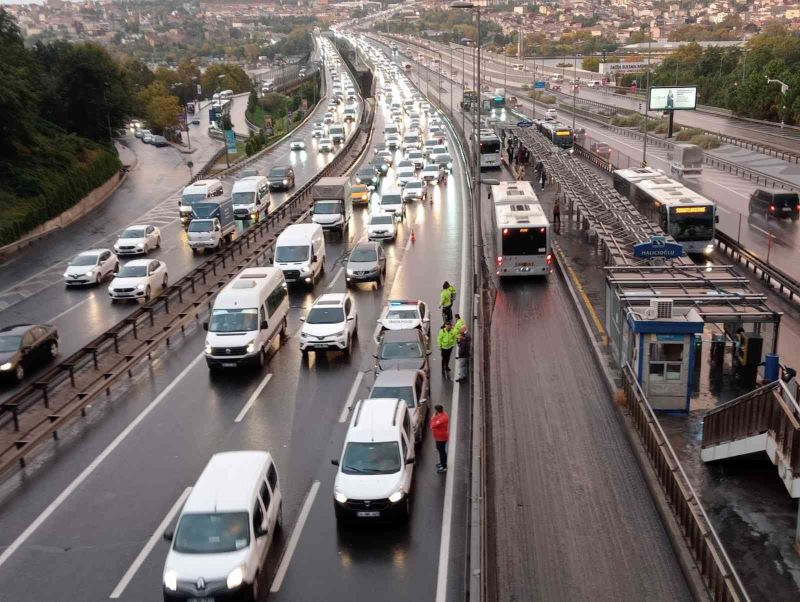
[224, 129, 237, 154]
[633, 236, 684, 259]
[656, 334, 685, 342]
[534, 81, 546, 90]
[517, 120, 533, 128]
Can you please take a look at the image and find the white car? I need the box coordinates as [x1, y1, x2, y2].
[379, 192, 405, 221]
[396, 166, 416, 186]
[113, 224, 161, 255]
[377, 150, 394, 166]
[406, 150, 424, 169]
[107, 258, 168, 302]
[299, 293, 358, 354]
[402, 179, 427, 202]
[333, 398, 416, 522]
[545, 108, 558, 120]
[377, 298, 431, 339]
[421, 164, 441, 184]
[63, 248, 118, 286]
[319, 137, 334, 152]
[323, 112, 335, 124]
[385, 134, 400, 150]
[290, 138, 306, 151]
[312, 123, 326, 138]
[367, 212, 396, 241]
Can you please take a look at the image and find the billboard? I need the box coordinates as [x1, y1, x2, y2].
[648, 86, 697, 111]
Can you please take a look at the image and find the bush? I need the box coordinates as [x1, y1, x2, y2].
[611, 113, 643, 127]
[529, 91, 556, 104]
[654, 122, 669, 134]
[675, 127, 705, 141]
[689, 134, 721, 149]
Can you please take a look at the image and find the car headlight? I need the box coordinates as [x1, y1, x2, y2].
[0, 362, 13, 371]
[334, 491, 348, 504]
[388, 490, 404, 503]
[346, 269, 355, 276]
[300, 266, 310, 274]
[356, 177, 362, 183]
[283, 179, 288, 185]
[226, 566, 244, 590]
[205, 344, 212, 355]
[163, 570, 178, 592]
[333, 330, 345, 338]
[86, 269, 95, 277]
[447, 162, 453, 169]
[705, 244, 714, 254]
[246, 342, 255, 354]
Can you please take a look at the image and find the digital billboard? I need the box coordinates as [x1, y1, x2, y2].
[648, 86, 697, 111]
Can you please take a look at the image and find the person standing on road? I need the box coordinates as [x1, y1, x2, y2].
[453, 313, 465, 334]
[540, 169, 548, 190]
[430, 405, 450, 473]
[438, 321, 457, 378]
[440, 281, 454, 323]
[553, 198, 561, 230]
[455, 326, 471, 382]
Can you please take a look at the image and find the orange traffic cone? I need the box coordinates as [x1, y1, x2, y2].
[411, 230, 416, 243]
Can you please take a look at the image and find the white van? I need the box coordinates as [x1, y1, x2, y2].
[273, 223, 326, 286]
[204, 267, 289, 370]
[180, 179, 224, 224]
[231, 176, 270, 221]
[162, 451, 282, 601]
[332, 398, 416, 522]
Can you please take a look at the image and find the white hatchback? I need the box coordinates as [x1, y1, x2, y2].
[63, 248, 118, 286]
[367, 212, 396, 241]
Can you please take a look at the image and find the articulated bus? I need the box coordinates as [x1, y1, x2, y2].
[491, 181, 552, 277]
[539, 121, 574, 149]
[613, 167, 717, 254]
[479, 133, 502, 169]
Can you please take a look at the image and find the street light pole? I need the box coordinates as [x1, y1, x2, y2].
[572, 55, 577, 132]
[643, 34, 651, 166]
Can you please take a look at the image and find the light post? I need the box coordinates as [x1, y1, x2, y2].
[572, 54, 577, 131]
[642, 34, 651, 167]
[766, 77, 789, 128]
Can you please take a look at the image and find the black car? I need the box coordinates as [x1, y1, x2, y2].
[749, 189, 799, 220]
[268, 166, 295, 191]
[374, 328, 430, 376]
[369, 157, 390, 175]
[355, 167, 380, 189]
[0, 324, 59, 382]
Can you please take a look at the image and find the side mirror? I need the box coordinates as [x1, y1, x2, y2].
[163, 530, 174, 542]
[260, 320, 268, 330]
[715, 215, 720, 224]
[331, 459, 340, 466]
[423, 317, 430, 323]
[347, 316, 356, 321]
[312, 255, 318, 263]
[405, 457, 415, 465]
[427, 350, 432, 356]
[372, 353, 378, 358]
[254, 525, 268, 538]
[22, 346, 31, 353]
[299, 317, 305, 322]
[202, 322, 209, 331]
[420, 397, 428, 405]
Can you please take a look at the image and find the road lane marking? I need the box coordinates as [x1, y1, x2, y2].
[48, 296, 93, 323]
[338, 371, 365, 423]
[109, 487, 192, 599]
[325, 267, 344, 291]
[0, 351, 205, 571]
[269, 480, 320, 593]
[435, 105, 471, 602]
[234, 373, 273, 423]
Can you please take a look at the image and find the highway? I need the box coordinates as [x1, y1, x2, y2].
[375, 34, 693, 602]
[0, 37, 470, 602]
[401, 37, 800, 282]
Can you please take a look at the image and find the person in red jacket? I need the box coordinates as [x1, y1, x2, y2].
[430, 405, 449, 474]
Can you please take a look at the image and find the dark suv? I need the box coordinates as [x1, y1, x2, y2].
[268, 166, 295, 191]
[749, 189, 799, 220]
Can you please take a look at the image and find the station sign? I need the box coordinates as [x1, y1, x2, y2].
[517, 120, 533, 128]
[648, 86, 697, 111]
[633, 236, 684, 259]
[534, 81, 546, 90]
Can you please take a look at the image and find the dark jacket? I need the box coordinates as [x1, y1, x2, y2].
[457, 332, 471, 358]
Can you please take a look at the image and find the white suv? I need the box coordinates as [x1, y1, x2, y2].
[333, 398, 416, 522]
[299, 293, 357, 355]
[108, 258, 168, 302]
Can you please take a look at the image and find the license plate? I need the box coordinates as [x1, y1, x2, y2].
[357, 511, 380, 517]
[188, 598, 214, 602]
[222, 362, 237, 368]
[517, 262, 533, 267]
[782, 207, 791, 212]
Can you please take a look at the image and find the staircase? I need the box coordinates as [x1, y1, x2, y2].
[702, 379, 800, 497]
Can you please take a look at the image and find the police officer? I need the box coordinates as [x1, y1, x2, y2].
[440, 281, 454, 323]
[437, 321, 457, 378]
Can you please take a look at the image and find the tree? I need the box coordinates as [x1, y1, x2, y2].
[143, 92, 181, 135]
[247, 89, 259, 114]
[120, 57, 154, 96]
[201, 63, 251, 95]
[582, 57, 600, 72]
[260, 92, 292, 115]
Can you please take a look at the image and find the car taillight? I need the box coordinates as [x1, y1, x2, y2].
[769, 204, 776, 212]
[546, 253, 553, 265]
[496, 256, 503, 264]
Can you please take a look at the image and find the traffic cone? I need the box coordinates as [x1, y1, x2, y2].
[411, 230, 416, 243]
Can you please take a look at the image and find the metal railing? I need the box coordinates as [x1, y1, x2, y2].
[622, 364, 750, 602]
[702, 379, 800, 477]
[0, 60, 373, 480]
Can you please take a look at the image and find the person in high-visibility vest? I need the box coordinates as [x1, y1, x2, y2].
[440, 281, 454, 323]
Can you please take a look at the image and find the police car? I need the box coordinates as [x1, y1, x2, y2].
[376, 299, 431, 341]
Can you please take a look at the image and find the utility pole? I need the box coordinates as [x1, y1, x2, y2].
[643, 34, 651, 167]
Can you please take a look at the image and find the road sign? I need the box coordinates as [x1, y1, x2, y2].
[534, 81, 546, 90]
[517, 120, 533, 128]
[633, 236, 684, 259]
[224, 129, 237, 154]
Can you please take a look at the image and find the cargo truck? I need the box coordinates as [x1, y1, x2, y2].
[186, 197, 236, 252]
[311, 176, 351, 234]
[669, 143, 703, 178]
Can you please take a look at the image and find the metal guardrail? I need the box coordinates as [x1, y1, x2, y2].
[621, 364, 750, 602]
[0, 58, 373, 480]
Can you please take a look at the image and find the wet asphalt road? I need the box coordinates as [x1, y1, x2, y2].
[381, 35, 693, 602]
[0, 40, 470, 602]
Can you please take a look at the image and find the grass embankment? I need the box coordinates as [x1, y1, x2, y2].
[0, 119, 121, 246]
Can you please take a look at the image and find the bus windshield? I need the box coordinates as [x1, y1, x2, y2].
[669, 207, 714, 242]
[501, 227, 548, 256]
[480, 138, 500, 155]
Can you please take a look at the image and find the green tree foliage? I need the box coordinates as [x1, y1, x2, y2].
[120, 57, 155, 96]
[669, 15, 743, 41]
[201, 63, 251, 96]
[379, 9, 501, 45]
[260, 27, 313, 60]
[582, 57, 600, 72]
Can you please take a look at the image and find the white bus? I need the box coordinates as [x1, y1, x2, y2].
[491, 181, 551, 277]
[613, 168, 716, 255]
[479, 132, 502, 169]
